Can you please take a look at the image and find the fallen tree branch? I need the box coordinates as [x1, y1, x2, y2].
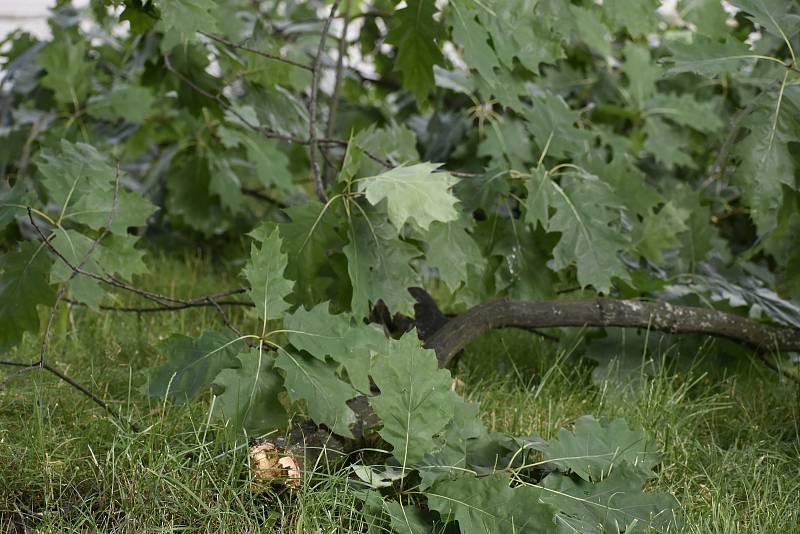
[412, 293, 800, 373]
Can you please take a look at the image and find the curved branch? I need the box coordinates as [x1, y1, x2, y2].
[418, 296, 800, 369]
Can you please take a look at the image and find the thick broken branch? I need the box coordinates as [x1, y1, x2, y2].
[416, 295, 800, 368]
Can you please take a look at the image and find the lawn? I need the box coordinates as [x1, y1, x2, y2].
[2, 253, 799, 533]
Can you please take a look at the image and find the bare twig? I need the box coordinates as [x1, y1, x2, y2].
[39, 162, 122, 366]
[2, 165, 140, 430]
[323, 0, 352, 187]
[240, 186, 290, 208]
[41, 362, 138, 431]
[64, 298, 251, 313]
[163, 53, 308, 145]
[207, 296, 244, 337]
[308, 1, 341, 202]
[199, 31, 313, 71]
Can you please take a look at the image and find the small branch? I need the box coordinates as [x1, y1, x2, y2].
[41, 362, 139, 432]
[323, 0, 352, 187]
[64, 298, 251, 313]
[4, 167, 140, 431]
[419, 296, 800, 380]
[207, 296, 244, 338]
[240, 186, 290, 208]
[27, 209, 250, 325]
[163, 54, 308, 145]
[307, 1, 341, 202]
[198, 31, 313, 71]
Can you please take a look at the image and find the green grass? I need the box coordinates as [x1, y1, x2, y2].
[2, 253, 799, 532]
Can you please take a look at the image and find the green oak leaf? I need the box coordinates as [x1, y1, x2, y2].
[603, 0, 659, 37]
[666, 36, 753, 76]
[284, 303, 388, 393]
[272, 202, 346, 308]
[274, 351, 358, 437]
[682, 0, 732, 39]
[634, 202, 690, 264]
[477, 118, 534, 169]
[48, 229, 106, 309]
[422, 218, 485, 292]
[540, 463, 681, 532]
[733, 108, 796, 233]
[96, 234, 149, 282]
[159, 0, 218, 43]
[383, 500, 432, 534]
[242, 227, 294, 322]
[212, 349, 288, 435]
[418, 397, 488, 489]
[544, 416, 661, 482]
[148, 330, 244, 404]
[643, 116, 695, 169]
[449, 3, 500, 87]
[0, 242, 55, 352]
[344, 213, 421, 317]
[67, 188, 157, 235]
[223, 127, 293, 191]
[208, 158, 245, 214]
[525, 168, 629, 293]
[489, 217, 558, 300]
[354, 123, 420, 175]
[37, 140, 115, 209]
[730, 0, 800, 40]
[358, 162, 459, 232]
[427, 472, 557, 533]
[369, 334, 458, 466]
[0, 179, 35, 230]
[165, 154, 230, 235]
[571, 5, 612, 57]
[120, 0, 161, 34]
[359, 491, 432, 534]
[523, 91, 594, 159]
[86, 85, 156, 123]
[385, 0, 444, 104]
[37, 38, 93, 106]
[622, 43, 660, 107]
[645, 93, 723, 133]
[480, 0, 566, 75]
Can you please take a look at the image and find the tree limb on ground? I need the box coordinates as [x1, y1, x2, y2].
[407, 288, 800, 368]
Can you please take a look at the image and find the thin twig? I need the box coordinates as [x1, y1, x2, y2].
[199, 31, 313, 71]
[163, 53, 308, 145]
[207, 297, 244, 337]
[308, 1, 341, 202]
[164, 53, 356, 152]
[64, 298, 252, 313]
[240, 186, 290, 208]
[3, 165, 141, 431]
[42, 363, 139, 431]
[323, 0, 352, 187]
[38, 162, 122, 366]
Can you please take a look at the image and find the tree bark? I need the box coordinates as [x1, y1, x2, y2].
[414, 294, 800, 367]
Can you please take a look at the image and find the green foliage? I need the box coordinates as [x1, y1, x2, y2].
[148, 330, 244, 404]
[385, 0, 444, 104]
[427, 472, 557, 533]
[4, 0, 800, 529]
[543, 416, 660, 481]
[359, 162, 459, 232]
[0, 242, 55, 352]
[369, 334, 458, 466]
[211, 349, 288, 435]
[243, 228, 294, 322]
